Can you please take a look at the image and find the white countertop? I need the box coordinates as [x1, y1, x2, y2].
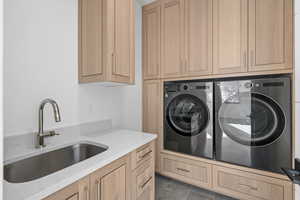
[3, 127, 157, 200]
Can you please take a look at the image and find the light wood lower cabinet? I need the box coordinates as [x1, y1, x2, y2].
[143, 80, 162, 172]
[43, 176, 90, 200]
[159, 152, 293, 200]
[161, 154, 212, 190]
[131, 142, 155, 170]
[131, 141, 155, 200]
[90, 156, 131, 200]
[132, 159, 155, 200]
[100, 165, 126, 200]
[213, 165, 293, 200]
[43, 141, 156, 200]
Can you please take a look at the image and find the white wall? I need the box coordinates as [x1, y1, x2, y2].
[3, 0, 144, 136]
[295, 0, 300, 199]
[120, 1, 143, 131]
[0, 0, 4, 197]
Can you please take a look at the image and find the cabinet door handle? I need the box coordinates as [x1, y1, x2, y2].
[112, 53, 114, 70]
[140, 176, 152, 189]
[250, 51, 254, 66]
[185, 59, 188, 71]
[139, 150, 152, 159]
[114, 54, 117, 71]
[96, 179, 101, 200]
[176, 168, 190, 173]
[239, 183, 258, 191]
[84, 186, 89, 200]
[157, 81, 160, 97]
[243, 52, 247, 67]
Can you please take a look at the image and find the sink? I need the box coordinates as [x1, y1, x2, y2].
[4, 142, 108, 183]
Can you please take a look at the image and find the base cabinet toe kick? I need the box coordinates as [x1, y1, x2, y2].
[43, 141, 156, 200]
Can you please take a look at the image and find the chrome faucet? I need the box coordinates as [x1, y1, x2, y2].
[37, 98, 61, 148]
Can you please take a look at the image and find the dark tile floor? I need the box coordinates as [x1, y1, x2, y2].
[155, 175, 237, 200]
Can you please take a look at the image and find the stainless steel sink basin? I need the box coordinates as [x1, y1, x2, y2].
[4, 142, 108, 183]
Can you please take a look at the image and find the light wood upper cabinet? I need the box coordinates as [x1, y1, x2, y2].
[79, 0, 103, 81]
[143, 3, 161, 80]
[161, 0, 184, 78]
[248, 0, 293, 72]
[79, 0, 135, 84]
[213, 0, 248, 74]
[184, 0, 213, 76]
[111, 0, 135, 83]
[143, 80, 162, 172]
[143, 0, 293, 79]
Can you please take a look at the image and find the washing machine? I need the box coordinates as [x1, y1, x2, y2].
[214, 76, 292, 173]
[164, 80, 213, 159]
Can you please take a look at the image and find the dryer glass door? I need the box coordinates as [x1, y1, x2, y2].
[217, 82, 285, 146]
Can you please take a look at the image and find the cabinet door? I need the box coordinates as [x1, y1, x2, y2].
[79, 0, 104, 83]
[212, 165, 293, 200]
[213, 0, 248, 74]
[67, 195, 79, 200]
[248, 0, 292, 72]
[143, 4, 161, 80]
[161, 0, 184, 78]
[112, 0, 135, 83]
[161, 154, 212, 190]
[132, 160, 155, 200]
[143, 80, 162, 172]
[101, 165, 126, 200]
[90, 156, 130, 200]
[78, 177, 90, 200]
[43, 176, 89, 200]
[143, 80, 161, 135]
[184, 0, 213, 76]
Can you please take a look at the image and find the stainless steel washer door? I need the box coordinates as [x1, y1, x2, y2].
[167, 94, 210, 137]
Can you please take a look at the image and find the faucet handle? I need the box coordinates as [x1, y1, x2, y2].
[49, 131, 60, 136]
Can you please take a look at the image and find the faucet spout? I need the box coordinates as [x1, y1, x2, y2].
[37, 98, 61, 148]
[39, 98, 61, 121]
